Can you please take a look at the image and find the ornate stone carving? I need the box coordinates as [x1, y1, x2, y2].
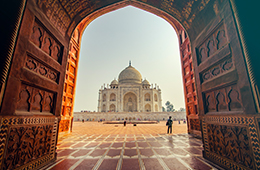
[30, 20, 63, 63]
[0, 116, 58, 169]
[202, 116, 260, 169]
[161, 0, 212, 29]
[190, 118, 200, 131]
[16, 84, 55, 114]
[204, 85, 242, 113]
[207, 124, 253, 169]
[197, 24, 228, 64]
[25, 55, 60, 83]
[201, 58, 233, 82]
[59, 120, 70, 132]
[31, 26, 43, 48]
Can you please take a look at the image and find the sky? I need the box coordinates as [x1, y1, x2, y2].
[74, 6, 185, 112]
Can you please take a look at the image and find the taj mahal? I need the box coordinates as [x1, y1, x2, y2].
[73, 62, 186, 122]
[97, 62, 162, 112]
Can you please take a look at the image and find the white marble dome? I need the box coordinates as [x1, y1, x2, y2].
[118, 65, 142, 84]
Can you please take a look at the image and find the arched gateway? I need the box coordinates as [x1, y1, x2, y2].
[1, 0, 260, 169]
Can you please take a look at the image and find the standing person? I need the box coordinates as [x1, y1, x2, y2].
[166, 116, 173, 134]
[124, 120, 126, 126]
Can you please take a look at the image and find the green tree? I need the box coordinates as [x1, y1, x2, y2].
[165, 101, 175, 112]
[179, 107, 185, 112]
[162, 107, 165, 112]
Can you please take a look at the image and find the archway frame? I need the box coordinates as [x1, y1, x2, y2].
[0, 0, 259, 170]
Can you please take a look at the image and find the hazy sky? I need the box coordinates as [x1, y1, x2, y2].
[74, 6, 185, 112]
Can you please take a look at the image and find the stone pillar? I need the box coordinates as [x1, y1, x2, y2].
[97, 89, 101, 112]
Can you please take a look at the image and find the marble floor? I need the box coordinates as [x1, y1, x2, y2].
[46, 122, 221, 170]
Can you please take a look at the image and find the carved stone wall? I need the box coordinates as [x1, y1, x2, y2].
[2, 0, 259, 169]
[30, 19, 63, 64]
[0, 116, 58, 169]
[190, 118, 201, 131]
[204, 85, 242, 113]
[178, 27, 200, 136]
[60, 26, 82, 133]
[202, 115, 260, 169]
[59, 119, 70, 132]
[16, 83, 55, 114]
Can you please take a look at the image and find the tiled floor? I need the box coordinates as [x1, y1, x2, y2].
[47, 122, 221, 170]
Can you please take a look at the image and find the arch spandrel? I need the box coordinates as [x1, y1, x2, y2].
[36, 0, 218, 40]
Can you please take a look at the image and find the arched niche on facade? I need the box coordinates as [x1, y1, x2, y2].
[123, 92, 137, 112]
[102, 104, 106, 112]
[109, 104, 116, 112]
[154, 94, 158, 102]
[144, 93, 150, 101]
[110, 93, 116, 101]
[155, 104, 158, 112]
[102, 94, 106, 102]
[145, 104, 151, 112]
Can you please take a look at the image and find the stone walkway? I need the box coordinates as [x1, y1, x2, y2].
[47, 122, 221, 170]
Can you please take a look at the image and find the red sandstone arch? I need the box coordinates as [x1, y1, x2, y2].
[63, 0, 199, 137]
[1, 0, 259, 169]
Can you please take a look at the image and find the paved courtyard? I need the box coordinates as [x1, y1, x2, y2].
[47, 121, 221, 170]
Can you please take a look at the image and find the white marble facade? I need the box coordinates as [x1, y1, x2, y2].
[97, 63, 162, 112]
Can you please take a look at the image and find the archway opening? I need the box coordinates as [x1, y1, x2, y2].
[61, 2, 199, 138]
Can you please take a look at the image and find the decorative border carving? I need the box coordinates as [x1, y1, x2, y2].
[0, 116, 58, 169]
[202, 115, 260, 169]
[201, 57, 233, 82]
[25, 54, 60, 83]
[190, 118, 201, 131]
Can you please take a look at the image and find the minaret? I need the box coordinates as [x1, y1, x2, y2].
[98, 90, 102, 112]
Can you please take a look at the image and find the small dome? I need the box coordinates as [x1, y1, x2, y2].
[110, 79, 118, 85]
[142, 79, 150, 85]
[118, 65, 142, 84]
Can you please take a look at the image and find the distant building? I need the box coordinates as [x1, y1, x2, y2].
[97, 62, 162, 112]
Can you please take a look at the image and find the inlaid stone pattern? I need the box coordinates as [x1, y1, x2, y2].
[16, 83, 55, 114]
[204, 85, 242, 113]
[25, 55, 60, 83]
[45, 122, 220, 170]
[197, 23, 228, 64]
[30, 19, 63, 63]
[207, 124, 253, 169]
[201, 57, 233, 82]
[190, 118, 201, 131]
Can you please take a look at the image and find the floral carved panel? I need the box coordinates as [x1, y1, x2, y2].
[25, 55, 60, 83]
[201, 58, 233, 83]
[207, 124, 253, 169]
[202, 116, 260, 170]
[0, 116, 58, 170]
